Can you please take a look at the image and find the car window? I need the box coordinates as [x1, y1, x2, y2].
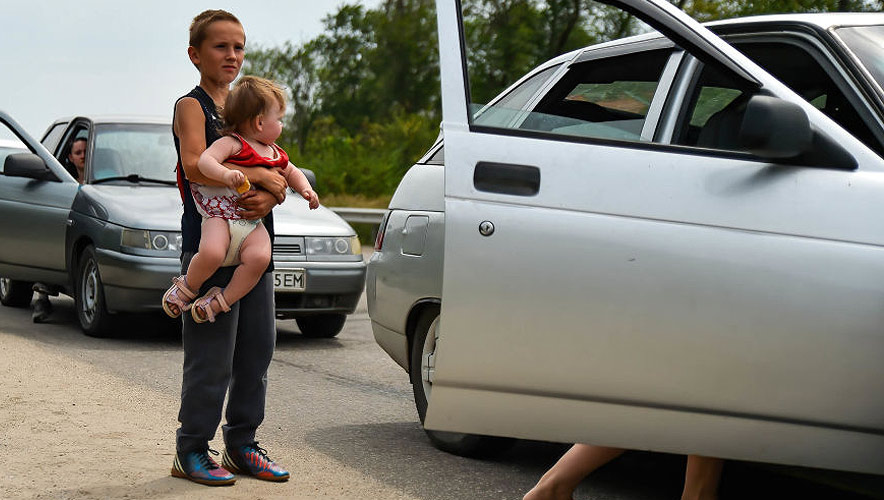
[92, 123, 177, 182]
[672, 63, 751, 150]
[426, 145, 444, 165]
[461, 2, 671, 144]
[674, 38, 884, 157]
[734, 39, 884, 158]
[57, 125, 89, 179]
[835, 25, 884, 91]
[41, 123, 67, 155]
[474, 64, 562, 127]
[518, 48, 671, 141]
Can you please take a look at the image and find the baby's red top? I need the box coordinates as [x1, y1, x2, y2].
[227, 133, 289, 168]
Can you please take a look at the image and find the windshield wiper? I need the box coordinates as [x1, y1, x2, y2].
[91, 174, 176, 186]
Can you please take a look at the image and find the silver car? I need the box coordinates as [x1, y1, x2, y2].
[0, 113, 365, 337]
[369, 1, 884, 475]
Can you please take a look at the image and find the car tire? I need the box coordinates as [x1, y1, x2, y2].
[296, 313, 346, 338]
[409, 307, 513, 457]
[0, 278, 34, 308]
[75, 246, 115, 337]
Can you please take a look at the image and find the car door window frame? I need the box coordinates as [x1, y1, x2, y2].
[40, 122, 68, 155]
[56, 119, 91, 181]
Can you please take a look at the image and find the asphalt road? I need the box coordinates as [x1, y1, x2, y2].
[2, 277, 882, 499]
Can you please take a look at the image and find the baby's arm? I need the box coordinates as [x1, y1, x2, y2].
[198, 137, 247, 189]
[282, 162, 320, 210]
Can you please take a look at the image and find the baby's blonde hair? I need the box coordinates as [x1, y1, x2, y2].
[222, 76, 286, 135]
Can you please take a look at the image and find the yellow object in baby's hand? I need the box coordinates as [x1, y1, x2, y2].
[235, 178, 251, 194]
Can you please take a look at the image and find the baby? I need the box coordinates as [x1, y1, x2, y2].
[163, 75, 319, 322]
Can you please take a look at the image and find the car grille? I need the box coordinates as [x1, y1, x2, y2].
[273, 236, 306, 258]
[275, 243, 303, 255]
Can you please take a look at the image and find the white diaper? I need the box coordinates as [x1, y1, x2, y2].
[201, 218, 262, 267]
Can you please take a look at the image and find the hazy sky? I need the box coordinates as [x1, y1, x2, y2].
[2, 0, 381, 138]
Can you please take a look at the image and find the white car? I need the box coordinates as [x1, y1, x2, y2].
[369, 0, 884, 475]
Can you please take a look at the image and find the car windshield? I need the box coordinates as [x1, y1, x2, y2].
[91, 123, 176, 183]
[834, 25, 884, 92]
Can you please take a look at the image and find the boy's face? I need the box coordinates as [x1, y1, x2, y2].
[189, 20, 245, 85]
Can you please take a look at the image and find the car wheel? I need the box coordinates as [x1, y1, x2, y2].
[409, 307, 513, 457]
[296, 313, 346, 338]
[75, 246, 115, 337]
[0, 278, 34, 308]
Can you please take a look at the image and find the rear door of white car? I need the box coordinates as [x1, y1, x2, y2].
[428, 0, 884, 474]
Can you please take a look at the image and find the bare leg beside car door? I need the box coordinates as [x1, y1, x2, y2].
[524, 444, 723, 500]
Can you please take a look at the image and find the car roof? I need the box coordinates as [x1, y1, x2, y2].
[576, 12, 884, 56]
[50, 115, 171, 126]
[706, 12, 884, 31]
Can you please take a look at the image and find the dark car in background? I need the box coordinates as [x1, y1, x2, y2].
[0, 112, 365, 337]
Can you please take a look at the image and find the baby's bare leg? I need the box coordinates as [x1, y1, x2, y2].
[219, 223, 271, 308]
[524, 444, 625, 500]
[186, 217, 230, 292]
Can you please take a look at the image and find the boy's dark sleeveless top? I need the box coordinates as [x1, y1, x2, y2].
[173, 86, 274, 269]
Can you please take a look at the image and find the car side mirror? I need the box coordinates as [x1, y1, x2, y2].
[300, 168, 317, 191]
[3, 153, 59, 182]
[739, 95, 812, 159]
[739, 95, 856, 170]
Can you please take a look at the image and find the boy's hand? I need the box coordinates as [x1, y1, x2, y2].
[256, 168, 288, 203]
[237, 189, 280, 219]
[224, 169, 246, 190]
[301, 189, 320, 210]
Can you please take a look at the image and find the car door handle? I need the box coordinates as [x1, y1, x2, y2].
[473, 162, 540, 196]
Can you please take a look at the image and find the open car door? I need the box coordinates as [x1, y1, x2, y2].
[425, 0, 884, 474]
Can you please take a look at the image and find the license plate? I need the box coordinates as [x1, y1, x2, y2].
[273, 269, 305, 291]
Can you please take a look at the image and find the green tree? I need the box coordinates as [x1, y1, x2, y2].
[244, 0, 882, 198]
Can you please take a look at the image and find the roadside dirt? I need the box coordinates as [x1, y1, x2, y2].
[0, 329, 417, 500]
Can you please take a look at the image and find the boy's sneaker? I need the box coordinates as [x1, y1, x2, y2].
[222, 442, 290, 482]
[171, 448, 236, 486]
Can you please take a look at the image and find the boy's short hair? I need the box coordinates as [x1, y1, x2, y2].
[222, 76, 287, 134]
[189, 9, 242, 49]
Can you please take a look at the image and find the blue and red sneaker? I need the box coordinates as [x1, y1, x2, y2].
[222, 442, 290, 482]
[171, 448, 236, 486]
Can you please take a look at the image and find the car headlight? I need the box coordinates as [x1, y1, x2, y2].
[121, 229, 183, 255]
[305, 236, 361, 259]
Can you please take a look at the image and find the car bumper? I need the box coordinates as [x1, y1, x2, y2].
[273, 261, 366, 319]
[96, 249, 367, 316]
[95, 248, 178, 313]
[371, 319, 409, 371]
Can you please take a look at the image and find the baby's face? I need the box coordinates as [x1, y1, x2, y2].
[259, 104, 285, 144]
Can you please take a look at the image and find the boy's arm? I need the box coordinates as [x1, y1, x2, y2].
[282, 162, 320, 209]
[173, 98, 224, 186]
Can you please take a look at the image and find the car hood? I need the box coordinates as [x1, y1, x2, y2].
[273, 197, 355, 237]
[74, 184, 354, 236]
[75, 184, 183, 231]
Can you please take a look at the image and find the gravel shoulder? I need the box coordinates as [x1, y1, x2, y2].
[0, 328, 417, 500]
